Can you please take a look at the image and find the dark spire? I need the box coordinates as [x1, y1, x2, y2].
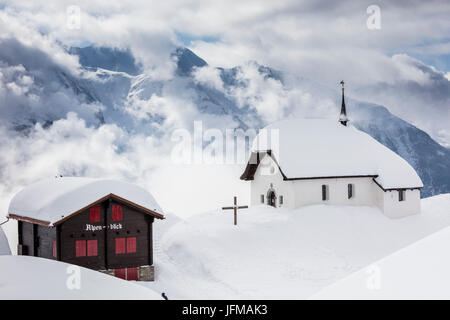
[339, 80, 348, 126]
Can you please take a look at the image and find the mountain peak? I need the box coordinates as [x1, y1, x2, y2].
[173, 47, 207, 76]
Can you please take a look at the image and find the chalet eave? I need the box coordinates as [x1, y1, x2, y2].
[7, 213, 51, 227]
[8, 193, 165, 227]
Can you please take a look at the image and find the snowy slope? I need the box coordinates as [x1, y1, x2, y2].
[312, 217, 450, 299]
[0, 226, 11, 255]
[0, 256, 162, 299]
[141, 194, 450, 299]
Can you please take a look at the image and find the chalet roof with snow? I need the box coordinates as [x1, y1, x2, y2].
[240, 118, 423, 190]
[8, 177, 164, 226]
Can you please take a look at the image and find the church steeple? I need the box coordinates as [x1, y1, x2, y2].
[339, 80, 348, 126]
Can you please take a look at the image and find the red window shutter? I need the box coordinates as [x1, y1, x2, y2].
[127, 237, 137, 253]
[114, 268, 126, 280]
[127, 267, 138, 281]
[87, 240, 98, 256]
[112, 205, 123, 221]
[75, 240, 86, 257]
[115, 237, 126, 254]
[90, 206, 100, 222]
[52, 240, 57, 258]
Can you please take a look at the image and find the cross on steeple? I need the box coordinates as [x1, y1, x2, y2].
[339, 80, 348, 126]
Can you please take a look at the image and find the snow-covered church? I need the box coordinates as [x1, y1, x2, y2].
[240, 82, 423, 218]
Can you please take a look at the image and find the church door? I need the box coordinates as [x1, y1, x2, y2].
[268, 191, 276, 207]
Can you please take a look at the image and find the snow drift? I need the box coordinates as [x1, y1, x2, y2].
[0, 256, 162, 299]
[145, 194, 450, 299]
[312, 218, 450, 299]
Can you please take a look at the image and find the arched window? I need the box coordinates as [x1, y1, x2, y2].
[267, 190, 276, 207]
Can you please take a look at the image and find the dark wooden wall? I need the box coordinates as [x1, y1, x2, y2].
[106, 199, 153, 269]
[18, 221, 56, 258]
[19, 221, 34, 255]
[37, 225, 56, 259]
[59, 201, 107, 270]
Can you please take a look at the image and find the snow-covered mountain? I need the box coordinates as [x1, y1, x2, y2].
[68, 46, 143, 76]
[352, 103, 450, 197]
[0, 42, 448, 197]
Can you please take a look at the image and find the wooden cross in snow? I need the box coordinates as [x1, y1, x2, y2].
[222, 196, 248, 226]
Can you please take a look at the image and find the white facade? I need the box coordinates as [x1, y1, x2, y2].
[249, 155, 421, 218]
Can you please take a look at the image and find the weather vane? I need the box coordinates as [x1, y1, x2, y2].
[340, 80, 345, 88]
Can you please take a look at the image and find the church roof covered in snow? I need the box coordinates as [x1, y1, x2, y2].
[241, 118, 423, 190]
[8, 177, 164, 226]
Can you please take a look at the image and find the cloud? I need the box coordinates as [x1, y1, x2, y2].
[0, 35, 115, 130]
[193, 65, 224, 91]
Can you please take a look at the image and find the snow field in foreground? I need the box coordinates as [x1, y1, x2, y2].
[144, 194, 450, 299]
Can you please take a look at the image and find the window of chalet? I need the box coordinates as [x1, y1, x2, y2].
[90, 206, 101, 223]
[115, 238, 126, 254]
[126, 267, 138, 281]
[127, 237, 137, 253]
[114, 268, 126, 280]
[261, 195, 264, 203]
[279, 195, 284, 205]
[112, 204, 123, 221]
[75, 239, 98, 257]
[322, 185, 329, 201]
[87, 240, 98, 256]
[52, 240, 57, 258]
[75, 240, 86, 257]
[348, 184, 354, 199]
[115, 237, 137, 254]
[114, 267, 138, 281]
[399, 189, 406, 201]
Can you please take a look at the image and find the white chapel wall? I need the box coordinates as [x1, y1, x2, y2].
[250, 156, 295, 208]
[292, 177, 376, 207]
[373, 182, 385, 212]
[382, 189, 421, 218]
[250, 156, 421, 218]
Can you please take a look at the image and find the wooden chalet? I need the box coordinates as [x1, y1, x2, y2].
[8, 177, 164, 281]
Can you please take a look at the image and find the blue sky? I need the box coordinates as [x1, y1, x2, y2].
[176, 32, 219, 47]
